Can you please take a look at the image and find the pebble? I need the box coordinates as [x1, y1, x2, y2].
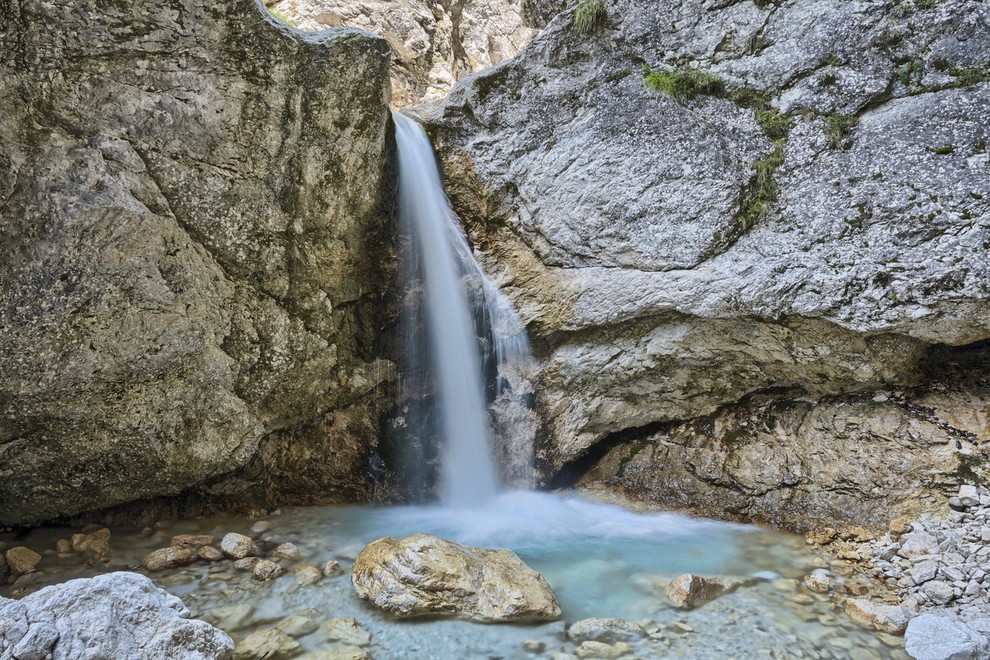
[198, 545, 224, 561]
[272, 542, 299, 560]
[323, 560, 344, 578]
[142, 546, 197, 572]
[251, 521, 272, 534]
[320, 618, 371, 647]
[253, 559, 283, 581]
[291, 564, 323, 585]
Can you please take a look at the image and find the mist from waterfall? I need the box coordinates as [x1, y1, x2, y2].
[393, 111, 534, 507]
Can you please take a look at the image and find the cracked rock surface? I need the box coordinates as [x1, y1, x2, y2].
[0, 0, 395, 525]
[426, 0, 990, 526]
[0, 572, 233, 659]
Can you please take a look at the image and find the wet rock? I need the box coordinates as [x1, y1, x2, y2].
[567, 618, 646, 644]
[523, 639, 547, 653]
[319, 618, 371, 647]
[173, 535, 218, 549]
[803, 571, 831, 593]
[253, 560, 284, 581]
[199, 546, 224, 561]
[143, 547, 198, 572]
[234, 627, 300, 660]
[221, 534, 259, 560]
[298, 649, 370, 660]
[6, 547, 41, 575]
[575, 640, 632, 658]
[0, 554, 8, 582]
[55, 539, 73, 554]
[291, 564, 323, 585]
[275, 613, 318, 638]
[71, 528, 111, 564]
[844, 598, 908, 634]
[0, 572, 232, 658]
[233, 558, 261, 572]
[251, 521, 272, 535]
[322, 560, 344, 578]
[351, 534, 561, 622]
[905, 613, 989, 660]
[273, 543, 299, 560]
[207, 604, 255, 632]
[664, 574, 754, 609]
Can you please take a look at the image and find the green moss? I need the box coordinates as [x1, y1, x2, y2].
[267, 8, 294, 26]
[897, 59, 924, 87]
[573, 0, 607, 35]
[824, 113, 858, 150]
[736, 139, 785, 230]
[722, 429, 749, 445]
[604, 68, 634, 83]
[644, 66, 725, 102]
[927, 145, 955, 155]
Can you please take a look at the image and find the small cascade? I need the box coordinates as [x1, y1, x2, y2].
[393, 111, 534, 507]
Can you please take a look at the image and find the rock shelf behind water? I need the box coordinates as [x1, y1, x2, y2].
[351, 533, 561, 622]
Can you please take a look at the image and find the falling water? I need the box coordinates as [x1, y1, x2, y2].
[394, 111, 534, 507]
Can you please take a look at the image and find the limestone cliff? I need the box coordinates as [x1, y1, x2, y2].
[267, 0, 564, 106]
[426, 0, 990, 527]
[0, 0, 395, 526]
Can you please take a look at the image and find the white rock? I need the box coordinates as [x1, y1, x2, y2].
[220, 533, 258, 560]
[958, 485, 980, 507]
[905, 613, 989, 660]
[0, 572, 232, 659]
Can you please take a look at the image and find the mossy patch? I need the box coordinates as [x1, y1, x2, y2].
[573, 0, 607, 35]
[643, 67, 725, 102]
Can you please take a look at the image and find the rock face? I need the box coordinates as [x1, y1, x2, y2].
[905, 613, 989, 660]
[351, 533, 561, 622]
[426, 0, 990, 528]
[0, 0, 395, 526]
[0, 572, 233, 659]
[269, 0, 562, 106]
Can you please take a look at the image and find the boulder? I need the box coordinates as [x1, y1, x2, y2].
[844, 598, 909, 635]
[351, 533, 561, 622]
[0, 0, 395, 528]
[905, 613, 989, 660]
[664, 574, 754, 609]
[0, 572, 232, 659]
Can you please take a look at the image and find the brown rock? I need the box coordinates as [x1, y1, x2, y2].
[221, 533, 259, 559]
[233, 557, 261, 571]
[272, 543, 299, 560]
[6, 547, 42, 574]
[351, 534, 561, 622]
[322, 560, 344, 578]
[71, 528, 112, 564]
[319, 618, 371, 647]
[0, 553, 8, 582]
[172, 534, 218, 548]
[198, 545, 224, 561]
[291, 564, 323, 585]
[142, 547, 197, 572]
[253, 559, 284, 581]
[664, 574, 754, 609]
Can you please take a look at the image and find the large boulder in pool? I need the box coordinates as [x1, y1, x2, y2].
[0, 572, 233, 659]
[351, 533, 561, 622]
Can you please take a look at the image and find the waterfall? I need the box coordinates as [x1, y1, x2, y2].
[393, 112, 534, 508]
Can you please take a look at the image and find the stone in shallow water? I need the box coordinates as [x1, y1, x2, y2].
[253, 560, 283, 581]
[291, 564, 323, 585]
[567, 618, 646, 644]
[298, 649, 370, 660]
[575, 640, 632, 658]
[173, 534, 218, 548]
[234, 628, 300, 660]
[843, 598, 908, 634]
[319, 618, 371, 647]
[233, 557, 260, 571]
[6, 547, 42, 574]
[207, 604, 255, 632]
[221, 533, 259, 559]
[803, 571, 831, 593]
[275, 613, 318, 638]
[664, 574, 755, 609]
[71, 528, 111, 564]
[351, 533, 561, 622]
[199, 546, 224, 561]
[905, 613, 989, 660]
[143, 547, 197, 572]
[272, 543, 299, 560]
[322, 560, 344, 578]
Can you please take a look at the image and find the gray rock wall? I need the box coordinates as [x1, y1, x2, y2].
[0, 0, 396, 526]
[426, 0, 990, 527]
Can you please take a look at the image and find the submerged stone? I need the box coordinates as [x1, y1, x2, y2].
[664, 574, 755, 609]
[351, 533, 561, 622]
